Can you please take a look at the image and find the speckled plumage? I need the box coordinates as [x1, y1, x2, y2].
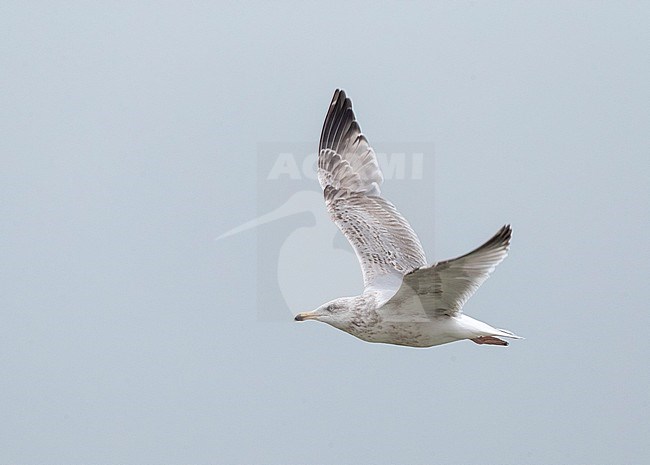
[294, 90, 521, 348]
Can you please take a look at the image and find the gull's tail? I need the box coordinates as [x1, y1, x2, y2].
[495, 328, 523, 340]
[458, 315, 522, 346]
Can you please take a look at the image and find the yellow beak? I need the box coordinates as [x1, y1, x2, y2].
[294, 312, 318, 321]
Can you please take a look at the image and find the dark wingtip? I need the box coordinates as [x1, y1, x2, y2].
[331, 88, 345, 105]
[500, 224, 513, 247]
[320, 89, 355, 153]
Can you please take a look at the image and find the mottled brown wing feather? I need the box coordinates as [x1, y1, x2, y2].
[318, 90, 427, 292]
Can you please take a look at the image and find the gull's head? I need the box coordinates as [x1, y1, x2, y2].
[294, 297, 356, 329]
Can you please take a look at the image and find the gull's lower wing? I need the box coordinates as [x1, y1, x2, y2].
[386, 225, 512, 317]
[318, 90, 427, 294]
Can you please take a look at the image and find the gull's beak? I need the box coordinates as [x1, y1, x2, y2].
[294, 312, 317, 321]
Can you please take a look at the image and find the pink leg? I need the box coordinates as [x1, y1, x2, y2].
[471, 336, 509, 346]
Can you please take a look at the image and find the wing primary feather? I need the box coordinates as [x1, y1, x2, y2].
[439, 224, 511, 264]
[386, 225, 512, 316]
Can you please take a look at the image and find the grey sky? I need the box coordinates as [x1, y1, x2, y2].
[2, 2, 649, 464]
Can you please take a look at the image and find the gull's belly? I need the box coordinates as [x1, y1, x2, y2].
[348, 319, 466, 348]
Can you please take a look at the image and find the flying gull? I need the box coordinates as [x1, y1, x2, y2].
[294, 90, 521, 347]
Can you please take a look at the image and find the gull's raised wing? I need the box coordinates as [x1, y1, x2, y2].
[318, 89, 427, 294]
[385, 225, 512, 317]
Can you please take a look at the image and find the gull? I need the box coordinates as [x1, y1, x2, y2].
[294, 89, 521, 347]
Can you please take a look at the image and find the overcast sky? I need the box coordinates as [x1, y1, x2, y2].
[2, 2, 649, 464]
